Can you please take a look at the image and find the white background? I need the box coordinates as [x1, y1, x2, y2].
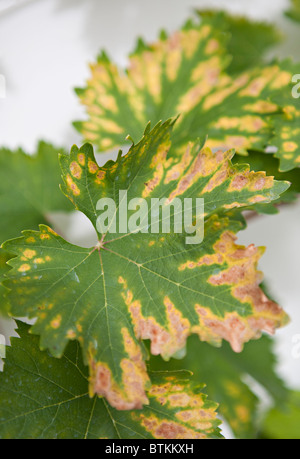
[0, 0, 299, 437]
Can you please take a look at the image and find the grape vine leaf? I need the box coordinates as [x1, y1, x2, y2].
[150, 334, 288, 438]
[74, 15, 231, 152]
[285, 0, 300, 22]
[197, 10, 282, 75]
[74, 16, 300, 172]
[261, 391, 300, 439]
[0, 142, 72, 244]
[266, 59, 300, 172]
[2, 120, 289, 410]
[0, 322, 222, 439]
[0, 249, 11, 316]
[232, 150, 300, 214]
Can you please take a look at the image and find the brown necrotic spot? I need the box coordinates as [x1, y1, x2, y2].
[121, 327, 147, 372]
[95, 170, 106, 184]
[66, 174, 80, 196]
[51, 314, 62, 329]
[178, 253, 223, 272]
[202, 163, 228, 193]
[128, 300, 170, 356]
[248, 195, 266, 203]
[189, 231, 288, 352]
[228, 174, 249, 191]
[89, 356, 149, 411]
[122, 283, 190, 359]
[77, 153, 85, 166]
[88, 160, 99, 174]
[142, 142, 170, 198]
[205, 38, 219, 54]
[164, 144, 193, 184]
[167, 147, 227, 202]
[163, 296, 190, 353]
[40, 233, 50, 240]
[168, 392, 191, 407]
[70, 161, 82, 179]
[136, 414, 207, 439]
[156, 422, 192, 439]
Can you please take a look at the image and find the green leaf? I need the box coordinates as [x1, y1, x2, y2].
[2, 120, 289, 410]
[261, 391, 300, 439]
[0, 249, 11, 316]
[0, 142, 72, 315]
[285, 0, 300, 22]
[150, 334, 289, 439]
[0, 142, 72, 244]
[197, 10, 282, 75]
[0, 322, 222, 439]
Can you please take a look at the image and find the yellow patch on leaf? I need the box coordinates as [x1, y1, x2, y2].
[23, 249, 36, 260]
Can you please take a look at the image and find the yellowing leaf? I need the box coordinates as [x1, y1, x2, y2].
[75, 17, 300, 172]
[74, 17, 242, 152]
[232, 151, 300, 214]
[2, 120, 289, 410]
[150, 333, 289, 439]
[0, 322, 222, 439]
[267, 60, 300, 171]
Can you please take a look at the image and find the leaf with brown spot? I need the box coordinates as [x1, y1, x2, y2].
[150, 333, 289, 439]
[2, 120, 289, 410]
[0, 142, 74, 314]
[232, 150, 300, 214]
[74, 16, 235, 151]
[0, 322, 222, 439]
[74, 15, 300, 173]
[266, 60, 300, 172]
